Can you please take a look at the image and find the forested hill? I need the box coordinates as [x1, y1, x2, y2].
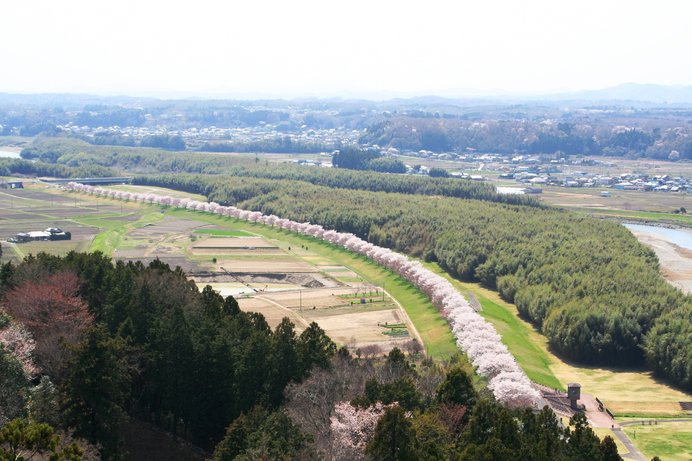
[1, 255, 627, 460]
[360, 114, 692, 159]
[135, 174, 692, 390]
[0, 253, 338, 459]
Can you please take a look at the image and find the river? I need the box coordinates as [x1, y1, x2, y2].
[624, 223, 692, 293]
[624, 223, 692, 251]
[0, 150, 21, 159]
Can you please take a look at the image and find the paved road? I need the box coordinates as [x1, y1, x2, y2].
[612, 428, 646, 461]
[620, 418, 692, 426]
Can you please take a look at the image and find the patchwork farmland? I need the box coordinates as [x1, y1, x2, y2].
[0, 181, 419, 354]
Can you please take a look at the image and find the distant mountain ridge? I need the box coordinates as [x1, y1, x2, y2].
[2, 83, 692, 106]
[547, 83, 692, 104]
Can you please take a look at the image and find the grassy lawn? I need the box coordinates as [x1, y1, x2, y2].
[622, 422, 692, 461]
[106, 184, 207, 201]
[166, 208, 459, 361]
[77, 211, 165, 255]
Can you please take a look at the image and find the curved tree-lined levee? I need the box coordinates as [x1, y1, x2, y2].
[66, 182, 541, 407]
[16, 138, 690, 390]
[132, 173, 692, 391]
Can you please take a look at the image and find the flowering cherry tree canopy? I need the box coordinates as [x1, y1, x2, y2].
[0, 319, 38, 378]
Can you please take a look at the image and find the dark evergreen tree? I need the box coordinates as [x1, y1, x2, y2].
[366, 406, 419, 461]
[436, 366, 477, 408]
[62, 326, 129, 460]
[599, 435, 623, 461]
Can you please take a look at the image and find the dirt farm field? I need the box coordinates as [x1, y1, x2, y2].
[236, 286, 410, 351]
[0, 185, 122, 261]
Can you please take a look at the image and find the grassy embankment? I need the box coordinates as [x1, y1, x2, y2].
[424, 262, 563, 389]
[423, 262, 692, 418]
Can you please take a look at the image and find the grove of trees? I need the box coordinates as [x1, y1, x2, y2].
[0, 252, 337, 459]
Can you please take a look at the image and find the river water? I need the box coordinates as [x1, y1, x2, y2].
[0, 150, 21, 159]
[624, 223, 692, 251]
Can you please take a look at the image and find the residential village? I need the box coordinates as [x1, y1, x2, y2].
[55, 121, 363, 149]
[381, 148, 691, 194]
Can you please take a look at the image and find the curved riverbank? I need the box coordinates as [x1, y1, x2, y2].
[625, 224, 692, 294]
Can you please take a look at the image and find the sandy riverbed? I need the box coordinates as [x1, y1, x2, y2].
[628, 229, 692, 293]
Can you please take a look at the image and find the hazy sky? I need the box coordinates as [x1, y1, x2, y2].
[1, 0, 691, 98]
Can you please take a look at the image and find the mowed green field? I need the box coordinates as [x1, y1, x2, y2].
[622, 422, 692, 461]
[105, 184, 207, 201]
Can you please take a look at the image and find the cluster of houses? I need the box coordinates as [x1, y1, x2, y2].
[507, 171, 689, 192]
[7, 227, 71, 243]
[56, 122, 363, 150]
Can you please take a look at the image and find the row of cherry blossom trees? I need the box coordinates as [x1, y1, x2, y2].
[66, 182, 540, 407]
